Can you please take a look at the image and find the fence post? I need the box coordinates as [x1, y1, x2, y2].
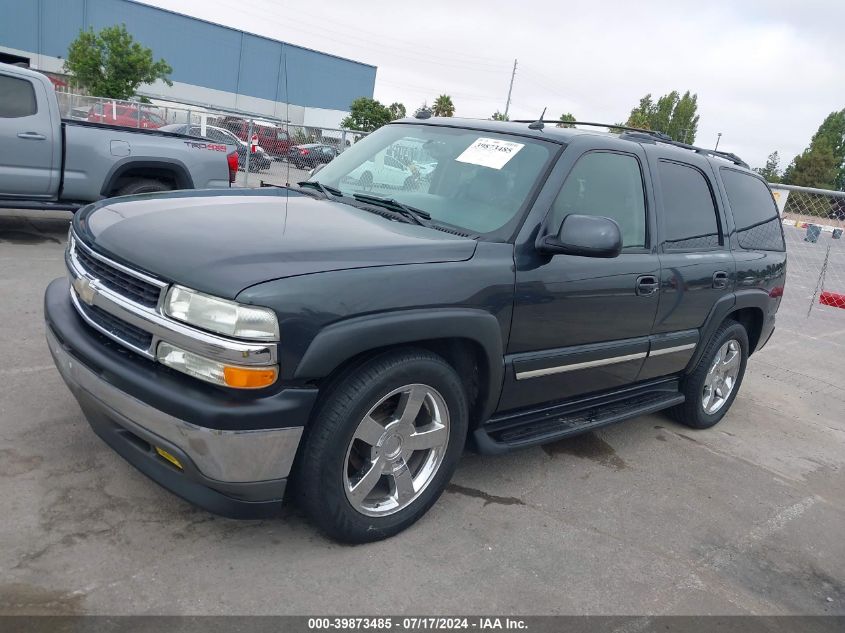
[341, 130, 347, 154]
[244, 118, 254, 187]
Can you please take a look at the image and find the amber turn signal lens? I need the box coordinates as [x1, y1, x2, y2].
[155, 446, 183, 469]
[223, 365, 278, 389]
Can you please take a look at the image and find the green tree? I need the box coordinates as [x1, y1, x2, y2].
[556, 113, 576, 128]
[64, 24, 172, 99]
[432, 94, 455, 117]
[783, 140, 838, 190]
[388, 102, 406, 120]
[807, 109, 845, 189]
[624, 90, 699, 143]
[491, 111, 509, 121]
[340, 97, 392, 132]
[753, 151, 782, 183]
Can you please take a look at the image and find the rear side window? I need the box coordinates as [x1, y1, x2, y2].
[0, 75, 37, 118]
[721, 168, 785, 251]
[658, 160, 721, 250]
[550, 152, 647, 248]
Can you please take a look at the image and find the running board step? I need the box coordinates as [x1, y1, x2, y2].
[474, 385, 684, 455]
[0, 199, 83, 211]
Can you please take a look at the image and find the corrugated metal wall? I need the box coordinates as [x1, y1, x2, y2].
[0, 0, 376, 112]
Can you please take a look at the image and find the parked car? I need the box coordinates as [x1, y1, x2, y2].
[346, 152, 416, 190]
[0, 63, 237, 211]
[44, 115, 786, 543]
[287, 143, 338, 169]
[87, 102, 166, 129]
[159, 123, 272, 171]
[216, 116, 292, 159]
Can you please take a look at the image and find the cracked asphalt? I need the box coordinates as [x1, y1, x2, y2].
[1, 210, 843, 615]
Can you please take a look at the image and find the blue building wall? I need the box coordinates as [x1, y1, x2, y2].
[0, 0, 376, 111]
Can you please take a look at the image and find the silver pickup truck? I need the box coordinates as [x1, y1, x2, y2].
[0, 63, 237, 211]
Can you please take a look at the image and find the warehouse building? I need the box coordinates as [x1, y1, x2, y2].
[0, 0, 377, 128]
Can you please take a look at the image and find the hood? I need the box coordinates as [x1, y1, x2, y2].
[73, 189, 476, 299]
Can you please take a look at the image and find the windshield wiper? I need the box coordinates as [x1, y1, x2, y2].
[297, 180, 342, 199]
[352, 193, 431, 226]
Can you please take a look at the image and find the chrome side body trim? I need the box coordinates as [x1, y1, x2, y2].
[515, 351, 648, 380]
[66, 231, 276, 365]
[47, 327, 301, 483]
[649, 343, 697, 357]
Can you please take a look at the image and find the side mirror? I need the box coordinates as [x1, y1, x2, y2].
[538, 214, 623, 258]
[309, 163, 326, 177]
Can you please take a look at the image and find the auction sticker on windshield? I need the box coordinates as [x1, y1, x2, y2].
[456, 137, 524, 170]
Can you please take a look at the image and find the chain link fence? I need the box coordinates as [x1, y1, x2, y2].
[771, 184, 845, 346]
[55, 90, 369, 188]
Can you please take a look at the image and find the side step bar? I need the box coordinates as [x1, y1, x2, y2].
[474, 380, 685, 455]
[0, 199, 83, 212]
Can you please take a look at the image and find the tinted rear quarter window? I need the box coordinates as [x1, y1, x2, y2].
[720, 168, 785, 251]
[658, 160, 721, 250]
[0, 75, 37, 118]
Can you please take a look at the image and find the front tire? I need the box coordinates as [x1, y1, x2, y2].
[667, 319, 749, 429]
[296, 349, 468, 543]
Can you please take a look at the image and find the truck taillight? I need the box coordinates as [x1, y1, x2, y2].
[227, 151, 238, 183]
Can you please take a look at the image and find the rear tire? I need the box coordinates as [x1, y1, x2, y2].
[295, 349, 468, 543]
[116, 178, 171, 196]
[667, 319, 749, 429]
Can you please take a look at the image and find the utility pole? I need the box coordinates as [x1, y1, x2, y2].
[504, 58, 517, 119]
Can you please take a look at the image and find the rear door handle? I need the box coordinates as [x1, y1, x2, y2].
[636, 275, 659, 296]
[17, 132, 46, 140]
[712, 271, 729, 289]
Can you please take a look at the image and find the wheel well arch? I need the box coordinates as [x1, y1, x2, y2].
[726, 306, 764, 354]
[294, 309, 505, 426]
[312, 338, 492, 428]
[101, 159, 193, 196]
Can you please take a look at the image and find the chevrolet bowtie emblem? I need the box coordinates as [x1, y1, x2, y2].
[73, 277, 97, 306]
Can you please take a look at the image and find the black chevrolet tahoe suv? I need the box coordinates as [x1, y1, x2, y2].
[45, 117, 786, 542]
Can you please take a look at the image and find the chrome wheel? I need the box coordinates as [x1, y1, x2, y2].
[702, 339, 741, 414]
[343, 384, 450, 517]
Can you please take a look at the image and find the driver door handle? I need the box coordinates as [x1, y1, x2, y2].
[17, 132, 46, 140]
[636, 275, 659, 296]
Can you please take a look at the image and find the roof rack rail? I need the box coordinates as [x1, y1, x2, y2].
[509, 119, 749, 169]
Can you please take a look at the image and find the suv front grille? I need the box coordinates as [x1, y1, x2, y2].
[74, 247, 162, 308]
[78, 301, 153, 351]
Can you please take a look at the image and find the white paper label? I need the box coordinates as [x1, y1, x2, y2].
[455, 137, 524, 170]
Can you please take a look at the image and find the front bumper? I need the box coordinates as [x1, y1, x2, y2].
[45, 277, 318, 518]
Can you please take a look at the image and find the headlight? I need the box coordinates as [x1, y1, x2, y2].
[157, 342, 278, 389]
[164, 285, 279, 341]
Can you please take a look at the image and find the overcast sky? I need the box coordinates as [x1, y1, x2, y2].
[139, 0, 845, 170]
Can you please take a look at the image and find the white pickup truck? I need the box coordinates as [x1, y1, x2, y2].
[0, 63, 238, 211]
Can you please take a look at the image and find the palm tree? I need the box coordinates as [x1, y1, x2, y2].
[433, 95, 455, 117]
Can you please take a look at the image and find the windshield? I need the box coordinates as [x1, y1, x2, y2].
[310, 124, 555, 235]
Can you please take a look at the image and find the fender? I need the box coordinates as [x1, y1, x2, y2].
[100, 158, 194, 196]
[294, 308, 505, 421]
[687, 289, 769, 371]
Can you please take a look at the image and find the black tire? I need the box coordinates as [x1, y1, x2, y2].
[116, 178, 171, 196]
[667, 319, 749, 429]
[295, 349, 468, 543]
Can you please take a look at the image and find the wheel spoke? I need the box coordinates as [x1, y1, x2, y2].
[390, 461, 416, 504]
[405, 423, 448, 451]
[348, 456, 383, 504]
[354, 415, 385, 446]
[397, 385, 427, 426]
